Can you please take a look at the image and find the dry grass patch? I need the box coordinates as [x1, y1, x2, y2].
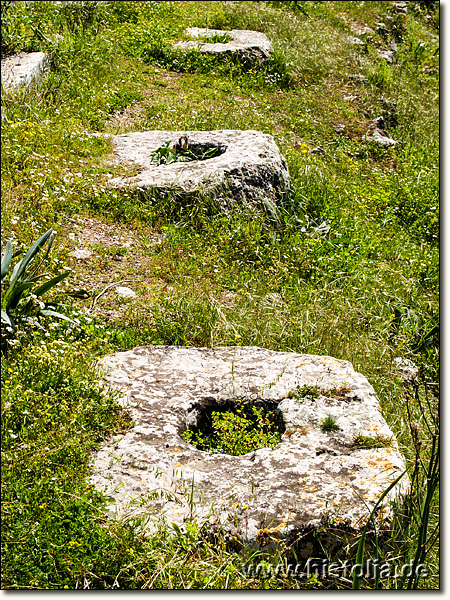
[106, 71, 189, 134]
[61, 217, 169, 321]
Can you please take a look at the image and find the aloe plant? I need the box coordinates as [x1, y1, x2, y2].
[1, 228, 73, 339]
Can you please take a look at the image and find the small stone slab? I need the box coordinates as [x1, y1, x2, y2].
[363, 128, 397, 147]
[363, 117, 397, 147]
[356, 27, 375, 36]
[1, 52, 47, 91]
[348, 35, 365, 46]
[174, 27, 272, 65]
[115, 286, 137, 299]
[377, 49, 394, 63]
[70, 248, 93, 260]
[90, 346, 409, 554]
[108, 129, 290, 212]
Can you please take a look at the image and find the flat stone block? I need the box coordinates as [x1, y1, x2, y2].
[174, 27, 272, 65]
[115, 286, 137, 299]
[377, 49, 394, 63]
[90, 346, 409, 555]
[108, 129, 290, 212]
[1, 52, 47, 91]
[363, 128, 397, 147]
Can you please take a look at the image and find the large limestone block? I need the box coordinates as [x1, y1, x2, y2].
[174, 28, 272, 65]
[108, 130, 290, 212]
[1, 52, 47, 90]
[90, 346, 409, 555]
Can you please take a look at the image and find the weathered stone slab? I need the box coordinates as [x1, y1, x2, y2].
[90, 346, 409, 555]
[363, 116, 398, 147]
[174, 27, 272, 65]
[364, 128, 397, 147]
[348, 35, 365, 46]
[107, 130, 290, 212]
[1, 52, 47, 91]
[115, 286, 137, 299]
[377, 49, 394, 63]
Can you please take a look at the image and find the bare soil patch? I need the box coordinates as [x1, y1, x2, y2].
[106, 71, 187, 133]
[65, 216, 167, 320]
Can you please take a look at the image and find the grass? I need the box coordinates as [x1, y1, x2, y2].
[352, 434, 393, 449]
[288, 384, 321, 401]
[1, 0, 439, 590]
[196, 32, 232, 44]
[320, 415, 340, 432]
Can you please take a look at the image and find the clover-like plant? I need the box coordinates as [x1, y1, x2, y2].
[288, 384, 321, 402]
[1, 228, 73, 342]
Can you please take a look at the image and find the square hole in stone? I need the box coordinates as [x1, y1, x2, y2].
[182, 398, 286, 456]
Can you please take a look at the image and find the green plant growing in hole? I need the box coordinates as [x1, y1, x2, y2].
[288, 384, 354, 405]
[150, 139, 220, 166]
[323, 385, 353, 401]
[182, 405, 282, 456]
[288, 384, 321, 402]
[1, 228, 74, 350]
[320, 415, 340, 432]
[352, 434, 393, 449]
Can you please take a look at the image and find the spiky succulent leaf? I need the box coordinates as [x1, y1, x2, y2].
[1, 240, 13, 282]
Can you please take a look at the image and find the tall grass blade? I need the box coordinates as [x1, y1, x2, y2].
[353, 471, 406, 589]
[29, 230, 55, 279]
[400, 432, 439, 589]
